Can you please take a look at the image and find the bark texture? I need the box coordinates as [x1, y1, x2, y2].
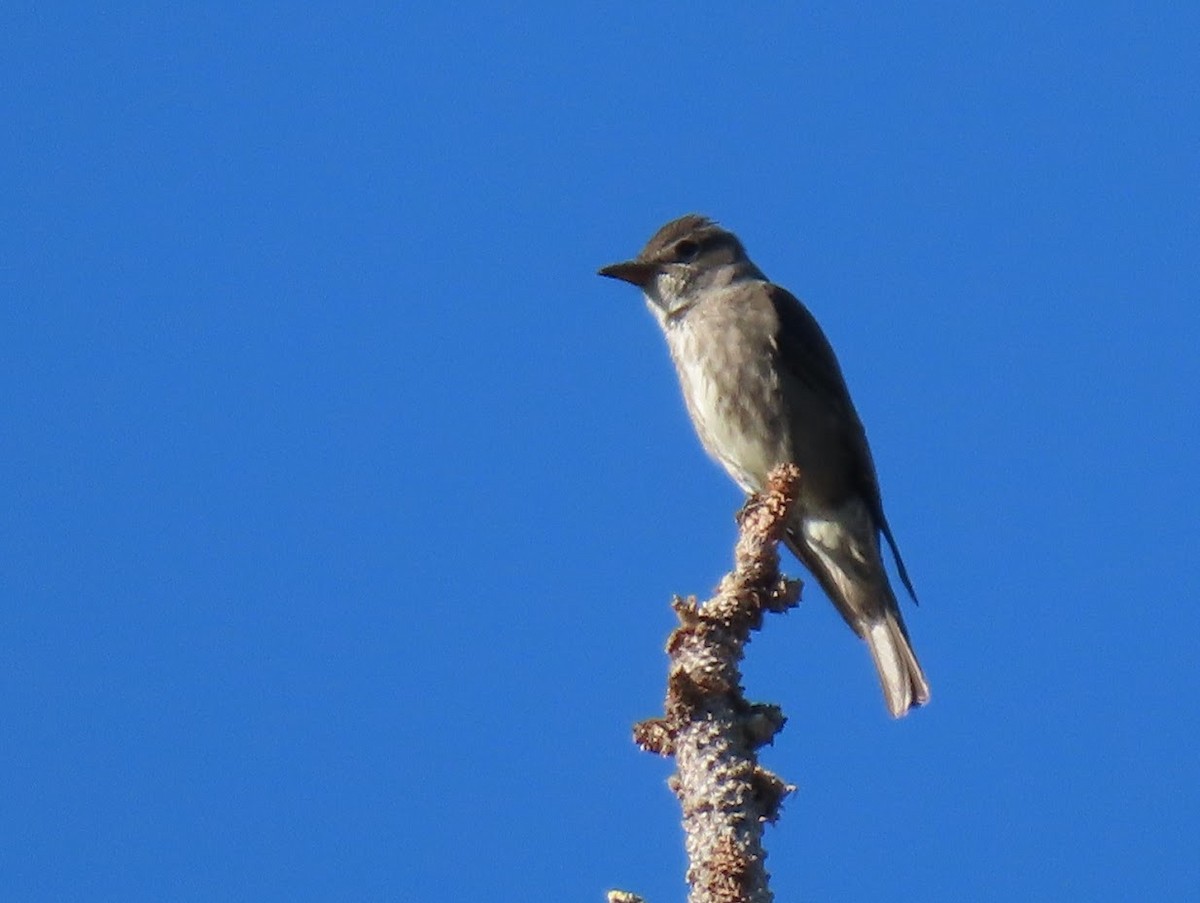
[626, 464, 802, 903]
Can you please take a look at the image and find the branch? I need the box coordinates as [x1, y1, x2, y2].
[618, 464, 803, 903]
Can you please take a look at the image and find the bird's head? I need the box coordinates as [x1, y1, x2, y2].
[598, 214, 762, 322]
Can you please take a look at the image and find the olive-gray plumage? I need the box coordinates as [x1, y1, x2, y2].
[599, 214, 929, 717]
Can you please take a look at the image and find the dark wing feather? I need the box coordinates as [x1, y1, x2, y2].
[765, 284, 919, 603]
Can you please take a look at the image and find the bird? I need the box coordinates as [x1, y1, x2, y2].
[598, 214, 929, 717]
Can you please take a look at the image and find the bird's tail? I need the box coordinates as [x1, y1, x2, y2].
[865, 611, 930, 718]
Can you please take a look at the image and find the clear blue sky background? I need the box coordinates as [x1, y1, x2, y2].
[3, 5, 1197, 901]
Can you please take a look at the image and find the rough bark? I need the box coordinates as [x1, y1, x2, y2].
[613, 464, 802, 903]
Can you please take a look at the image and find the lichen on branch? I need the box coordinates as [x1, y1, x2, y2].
[627, 464, 803, 903]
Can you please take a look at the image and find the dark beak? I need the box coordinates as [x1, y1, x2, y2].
[597, 259, 658, 287]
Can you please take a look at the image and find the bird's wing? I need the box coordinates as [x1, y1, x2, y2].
[765, 283, 918, 603]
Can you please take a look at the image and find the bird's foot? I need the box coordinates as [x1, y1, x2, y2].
[734, 493, 761, 528]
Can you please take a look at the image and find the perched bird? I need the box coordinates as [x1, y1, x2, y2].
[598, 214, 929, 717]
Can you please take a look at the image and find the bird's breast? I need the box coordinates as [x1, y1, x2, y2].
[664, 309, 792, 493]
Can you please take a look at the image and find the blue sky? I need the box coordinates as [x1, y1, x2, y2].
[2, 4, 1198, 901]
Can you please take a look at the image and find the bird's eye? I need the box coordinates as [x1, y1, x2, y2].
[673, 239, 699, 263]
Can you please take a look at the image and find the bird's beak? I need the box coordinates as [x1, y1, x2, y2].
[598, 259, 657, 287]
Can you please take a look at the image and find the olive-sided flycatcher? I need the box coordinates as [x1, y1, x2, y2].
[598, 214, 930, 717]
